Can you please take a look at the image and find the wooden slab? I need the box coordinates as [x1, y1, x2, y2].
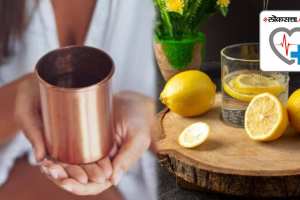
[155, 95, 300, 198]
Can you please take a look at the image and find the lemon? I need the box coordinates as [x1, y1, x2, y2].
[245, 93, 288, 141]
[178, 122, 209, 148]
[160, 70, 216, 117]
[223, 80, 256, 102]
[233, 73, 285, 95]
[287, 89, 300, 132]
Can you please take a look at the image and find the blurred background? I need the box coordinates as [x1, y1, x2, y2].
[157, 0, 300, 98]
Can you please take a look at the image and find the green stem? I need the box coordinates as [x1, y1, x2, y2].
[156, 0, 174, 38]
[163, 12, 174, 37]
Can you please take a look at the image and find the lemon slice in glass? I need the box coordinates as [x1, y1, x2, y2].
[178, 122, 209, 148]
[223, 79, 256, 102]
[245, 93, 288, 141]
[233, 73, 285, 95]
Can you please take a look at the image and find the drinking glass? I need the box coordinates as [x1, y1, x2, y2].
[221, 43, 289, 128]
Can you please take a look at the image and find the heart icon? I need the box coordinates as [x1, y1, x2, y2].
[269, 27, 300, 65]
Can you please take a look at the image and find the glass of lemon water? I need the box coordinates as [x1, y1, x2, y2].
[221, 43, 289, 128]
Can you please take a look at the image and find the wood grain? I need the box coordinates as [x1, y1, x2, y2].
[155, 95, 300, 197]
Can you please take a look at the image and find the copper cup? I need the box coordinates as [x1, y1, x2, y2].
[35, 46, 115, 164]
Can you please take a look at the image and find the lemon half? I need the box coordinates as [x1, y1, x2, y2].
[178, 122, 209, 148]
[245, 93, 288, 141]
[287, 89, 300, 132]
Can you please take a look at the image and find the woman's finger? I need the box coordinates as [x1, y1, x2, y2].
[15, 78, 46, 161]
[43, 173, 112, 196]
[109, 142, 118, 158]
[111, 133, 151, 185]
[41, 163, 68, 180]
[23, 129, 45, 161]
[64, 165, 88, 184]
[60, 178, 112, 196]
[16, 106, 46, 161]
[97, 157, 113, 179]
[82, 164, 105, 183]
[40, 158, 54, 166]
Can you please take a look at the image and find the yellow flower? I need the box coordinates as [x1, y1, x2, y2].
[165, 0, 184, 14]
[217, 0, 230, 7]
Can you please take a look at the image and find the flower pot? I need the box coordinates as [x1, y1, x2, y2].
[154, 32, 206, 81]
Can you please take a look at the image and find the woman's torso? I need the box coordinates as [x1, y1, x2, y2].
[0, 0, 156, 97]
[51, 0, 97, 46]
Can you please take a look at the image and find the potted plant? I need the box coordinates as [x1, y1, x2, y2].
[154, 0, 230, 80]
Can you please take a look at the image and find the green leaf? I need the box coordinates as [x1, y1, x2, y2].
[155, 0, 174, 37]
[154, 0, 229, 40]
[220, 6, 228, 16]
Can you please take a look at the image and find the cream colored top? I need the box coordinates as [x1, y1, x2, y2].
[0, 0, 156, 97]
[0, 1, 157, 200]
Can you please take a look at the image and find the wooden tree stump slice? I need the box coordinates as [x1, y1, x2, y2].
[155, 95, 300, 198]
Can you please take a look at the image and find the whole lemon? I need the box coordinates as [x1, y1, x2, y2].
[287, 89, 300, 132]
[160, 70, 216, 117]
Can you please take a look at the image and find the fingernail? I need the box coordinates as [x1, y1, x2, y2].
[34, 149, 43, 162]
[113, 170, 124, 186]
[62, 184, 72, 192]
[49, 169, 59, 179]
[109, 143, 118, 159]
[39, 158, 48, 165]
[79, 177, 88, 184]
[41, 166, 49, 175]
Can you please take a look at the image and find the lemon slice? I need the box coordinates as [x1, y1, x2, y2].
[223, 80, 256, 102]
[178, 122, 209, 148]
[233, 73, 285, 95]
[245, 93, 288, 141]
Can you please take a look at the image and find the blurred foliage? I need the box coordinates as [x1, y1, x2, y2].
[154, 0, 230, 40]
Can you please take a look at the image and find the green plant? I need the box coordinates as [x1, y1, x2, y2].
[154, 0, 230, 40]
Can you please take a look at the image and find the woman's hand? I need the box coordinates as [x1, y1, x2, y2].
[15, 77, 155, 195]
[15, 74, 46, 161]
[41, 91, 154, 195]
[40, 157, 113, 196]
[110, 91, 154, 185]
[15, 75, 113, 195]
[41, 92, 154, 195]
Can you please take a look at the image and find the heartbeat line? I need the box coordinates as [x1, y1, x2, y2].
[276, 34, 296, 56]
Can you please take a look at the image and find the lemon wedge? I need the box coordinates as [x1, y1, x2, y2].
[223, 79, 256, 102]
[244, 93, 288, 141]
[178, 122, 209, 148]
[233, 73, 285, 95]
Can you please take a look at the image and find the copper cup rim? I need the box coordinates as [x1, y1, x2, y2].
[35, 45, 115, 93]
